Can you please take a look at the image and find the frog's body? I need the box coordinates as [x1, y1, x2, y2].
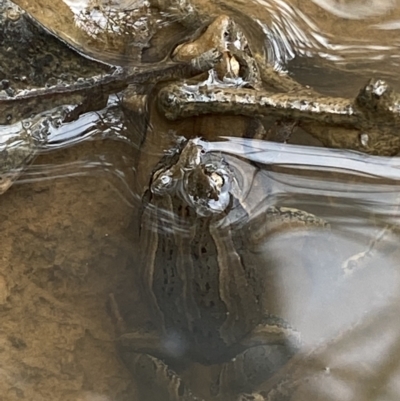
[116, 138, 328, 401]
[141, 193, 263, 366]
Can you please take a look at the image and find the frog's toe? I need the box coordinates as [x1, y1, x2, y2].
[122, 352, 203, 401]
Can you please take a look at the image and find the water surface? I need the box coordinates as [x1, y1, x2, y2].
[2, 1, 400, 400]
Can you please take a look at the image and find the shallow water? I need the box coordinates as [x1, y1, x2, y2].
[2, 0, 400, 400]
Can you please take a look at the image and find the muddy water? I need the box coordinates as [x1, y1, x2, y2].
[2, 1, 400, 401]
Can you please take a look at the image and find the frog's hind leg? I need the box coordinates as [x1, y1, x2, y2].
[211, 313, 301, 399]
[212, 344, 294, 400]
[216, 209, 329, 401]
[117, 329, 205, 401]
[121, 350, 204, 401]
[109, 294, 204, 401]
[213, 319, 300, 400]
[245, 206, 329, 251]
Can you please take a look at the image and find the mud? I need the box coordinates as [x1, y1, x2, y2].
[0, 138, 140, 401]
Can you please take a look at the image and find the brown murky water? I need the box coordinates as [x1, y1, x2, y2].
[2, 1, 400, 400]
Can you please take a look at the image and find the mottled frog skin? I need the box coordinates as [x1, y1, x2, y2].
[116, 137, 329, 401]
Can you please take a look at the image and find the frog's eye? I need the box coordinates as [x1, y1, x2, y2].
[359, 133, 369, 147]
[175, 165, 229, 216]
[151, 170, 177, 195]
[206, 172, 231, 214]
[160, 175, 172, 186]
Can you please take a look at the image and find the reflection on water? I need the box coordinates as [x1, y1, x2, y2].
[310, 0, 397, 19]
[3, 0, 400, 400]
[11, 0, 400, 86]
[0, 96, 136, 202]
[220, 139, 400, 401]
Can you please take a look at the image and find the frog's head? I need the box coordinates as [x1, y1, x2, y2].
[150, 138, 236, 217]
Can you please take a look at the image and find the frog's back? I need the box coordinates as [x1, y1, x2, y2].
[151, 207, 264, 365]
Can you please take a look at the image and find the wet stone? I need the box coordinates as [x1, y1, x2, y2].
[0, 0, 114, 124]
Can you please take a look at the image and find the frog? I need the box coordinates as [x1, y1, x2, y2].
[0, 0, 232, 123]
[163, 34, 400, 156]
[115, 13, 337, 401]
[114, 12, 400, 399]
[112, 136, 330, 401]
[140, 0, 400, 157]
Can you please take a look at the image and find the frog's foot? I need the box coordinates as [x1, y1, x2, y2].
[121, 84, 150, 141]
[213, 315, 300, 399]
[120, 351, 204, 401]
[188, 48, 224, 76]
[237, 393, 269, 401]
[252, 53, 313, 94]
[239, 315, 301, 353]
[220, 318, 299, 397]
[112, 294, 203, 401]
[236, 387, 297, 401]
[213, 345, 295, 399]
[0, 132, 36, 194]
[0, 105, 74, 195]
[149, 0, 204, 29]
[109, 293, 169, 356]
[63, 90, 109, 123]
